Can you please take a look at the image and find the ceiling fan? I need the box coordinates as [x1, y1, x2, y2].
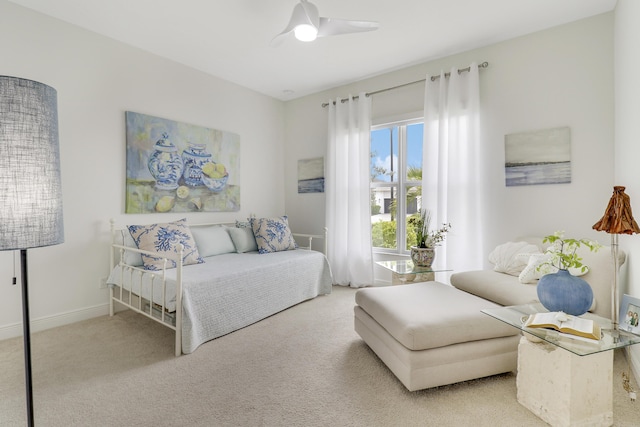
[272, 0, 379, 45]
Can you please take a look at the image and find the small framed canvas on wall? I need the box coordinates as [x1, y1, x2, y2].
[297, 157, 324, 193]
[504, 126, 571, 187]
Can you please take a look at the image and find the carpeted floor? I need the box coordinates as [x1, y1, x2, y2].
[0, 285, 638, 426]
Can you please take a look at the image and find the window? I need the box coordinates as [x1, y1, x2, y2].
[370, 119, 423, 253]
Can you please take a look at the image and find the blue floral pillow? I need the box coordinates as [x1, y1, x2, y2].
[128, 218, 204, 270]
[251, 216, 298, 254]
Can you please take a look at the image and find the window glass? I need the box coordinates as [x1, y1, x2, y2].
[405, 184, 420, 250]
[370, 119, 423, 254]
[405, 123, 423, 181]
[370, 127, 398, 183]
[371, 187, 397, 249]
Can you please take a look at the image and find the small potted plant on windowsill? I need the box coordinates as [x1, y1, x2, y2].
[410, 210, 451, 267]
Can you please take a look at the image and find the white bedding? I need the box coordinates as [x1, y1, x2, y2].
[108, 249, 333, 353]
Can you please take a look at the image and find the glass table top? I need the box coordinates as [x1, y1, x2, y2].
[482, 303, 640, 356]
[376, 260, 451, 275]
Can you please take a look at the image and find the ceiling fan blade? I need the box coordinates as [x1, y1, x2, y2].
[270, 32, 289, 47]
[317, 17, 379, 37]
[299, 0, 320, 26]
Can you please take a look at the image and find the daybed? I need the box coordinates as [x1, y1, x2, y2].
[355, 237, 623, 391]
[107, 217, 333, 356]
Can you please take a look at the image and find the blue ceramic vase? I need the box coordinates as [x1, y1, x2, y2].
[536, 269, 593, 316]
[181, 143, 212, 187]
[147, 133, 183, 190]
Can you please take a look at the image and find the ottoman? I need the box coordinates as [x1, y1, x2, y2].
[354, 281, 521, 391]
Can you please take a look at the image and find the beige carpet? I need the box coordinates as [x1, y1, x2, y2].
[0, 285, 638, 426]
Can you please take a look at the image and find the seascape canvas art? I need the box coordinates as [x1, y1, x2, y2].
[125, 111, 240, 213]
[298, 157, 324, 193]
[505, 127, 571, 187]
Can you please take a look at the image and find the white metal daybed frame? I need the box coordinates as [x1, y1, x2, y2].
[108, 219, 327, 356]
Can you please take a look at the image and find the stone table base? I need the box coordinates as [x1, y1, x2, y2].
[517, 336, 613, 427]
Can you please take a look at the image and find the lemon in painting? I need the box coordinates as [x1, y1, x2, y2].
[201, 162, 216, 178]
[211, 163, 227, 178]
[202, 162, 227, 179]
[176, 186, 190, 199]
[155, 196, 175, 212]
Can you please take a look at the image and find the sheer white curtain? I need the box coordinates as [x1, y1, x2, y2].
[422, 63, 486, 272]
[325, 93, 374, 287]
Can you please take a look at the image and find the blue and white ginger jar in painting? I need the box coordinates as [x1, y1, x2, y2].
[147, 133, 183, 190]
[181, 142, 212, 187]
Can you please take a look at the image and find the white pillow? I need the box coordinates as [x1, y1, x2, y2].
[228, 227, 258, 253]
[518, 252, 589, 284]
[190, 225, 236, 257]
[518, 253, 554, 284]
[121, 229, 143, 267]
[488, 241, 541, 276]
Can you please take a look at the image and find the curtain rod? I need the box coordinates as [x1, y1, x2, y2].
[321, 61, 489, 108]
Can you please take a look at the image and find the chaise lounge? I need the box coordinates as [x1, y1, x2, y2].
[354, 237, 623, 391]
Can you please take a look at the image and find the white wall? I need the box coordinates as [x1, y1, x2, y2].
[0, 1, 285, 338]
[284, 13, 614, 279]
[614, 0, 640, 384]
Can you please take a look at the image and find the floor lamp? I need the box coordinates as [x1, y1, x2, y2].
[0, 76, 64, 427]
[593, 186, 639, 331]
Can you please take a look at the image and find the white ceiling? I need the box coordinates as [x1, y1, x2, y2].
[9, 0, 617, 101]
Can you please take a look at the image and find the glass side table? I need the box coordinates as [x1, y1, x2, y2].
[483, 303, 640, 426]
[376, 260, 451, 285]
[482, 303, 640, 356]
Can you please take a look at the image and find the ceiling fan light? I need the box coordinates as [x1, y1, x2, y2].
[294, 24, 318, 42]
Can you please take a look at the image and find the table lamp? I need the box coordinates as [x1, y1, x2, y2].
[592, 186, 639, 331]
[0, 76, 64, 426]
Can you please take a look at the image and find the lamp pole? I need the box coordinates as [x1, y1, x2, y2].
[20, 250, 34, 425]
[593, 185, 640, 334]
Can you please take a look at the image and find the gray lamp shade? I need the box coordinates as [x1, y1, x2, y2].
[0, 76, 64, 250]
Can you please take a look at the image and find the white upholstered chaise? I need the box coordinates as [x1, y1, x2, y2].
[354, 237, 623, 391]
[354, 282, 520, 391]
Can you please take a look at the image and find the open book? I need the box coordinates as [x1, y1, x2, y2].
[524, 311, 601, 341]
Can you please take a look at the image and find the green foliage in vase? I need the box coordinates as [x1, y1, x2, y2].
[541, 231, 602, 273]
[409, 210, 451, 248]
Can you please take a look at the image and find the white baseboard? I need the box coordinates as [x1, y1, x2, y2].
[0, 303, 110, 341]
